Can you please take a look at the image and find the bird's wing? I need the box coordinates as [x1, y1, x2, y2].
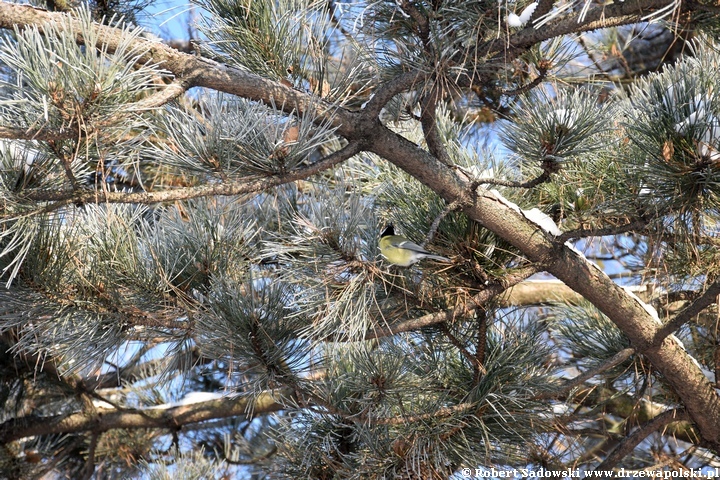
[393, 239, 431, 254]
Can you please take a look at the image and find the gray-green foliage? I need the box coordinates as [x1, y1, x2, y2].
[140, 448, 228, 480]
[623, 46, 720, 217]
[270, 314, 555, 478]
[156, 95, 338, 179]
[0, 6, 160, 136]
[501, 87, 617, 165]
[0, 8, 163, 281]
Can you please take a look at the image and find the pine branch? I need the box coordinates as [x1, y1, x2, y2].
[398, 0, 432, 51]
[363, 71, 429, 116]
[1, 0, 720, 461]
[81, 432, 98, 480]
[501, 62, 549, 97]
[86, 347, 210, 389]
[472, 170, 552, 189]
[133, 77, 196, 110]
[0, 388, 292, 444]
[420, 84, 453, 166]
[367, 402, 475, 426]
[424, 198, 465, 246]
[480, 0, 684, 62]
[18, 141, 362, 210]
[368, 125, 720, 450]
[0, 2, 360, 138]
[438, 322, 484, 373]
[0, 125, 76, 142]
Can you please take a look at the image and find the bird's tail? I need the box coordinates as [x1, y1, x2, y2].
[425, 254, 451, 263]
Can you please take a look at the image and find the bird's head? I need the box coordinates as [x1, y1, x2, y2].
[380, 224, 395, 237]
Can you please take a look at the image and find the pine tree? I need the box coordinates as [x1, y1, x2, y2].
[0, 0, 718, 478]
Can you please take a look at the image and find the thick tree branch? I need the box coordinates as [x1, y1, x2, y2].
[500, 281, 659, 307]
[0, 388, 291, 444]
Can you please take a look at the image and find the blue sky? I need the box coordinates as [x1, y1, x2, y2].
[143, 1, 197, 39]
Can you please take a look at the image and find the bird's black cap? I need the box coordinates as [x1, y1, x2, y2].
[380, 224, 395, 237]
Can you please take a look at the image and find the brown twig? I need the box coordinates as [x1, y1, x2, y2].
[557, 219, 648, 242]
[537, 348, 635, 400]
[654, 280, 720, 344]
[472, 170, 552, 190]
[424, 199, 465, 247]
[593, 408, 690, 471]
[439, 322, 484, 372]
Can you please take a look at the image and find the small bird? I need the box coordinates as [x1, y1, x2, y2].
[378, 225, 451, 267]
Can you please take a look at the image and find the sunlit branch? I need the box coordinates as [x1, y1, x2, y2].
[0, 388, 292, 444]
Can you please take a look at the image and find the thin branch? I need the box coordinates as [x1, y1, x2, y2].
[81, 432, 99, 480]
[17, 141, 363, 212]
[133, 76, 197, 110]
[362, 71, 428, 117]
[420, 83, 453, 166]
[501, 63, 549, 96]
[472, 170, 552, 190]
[685, 0, 720, 13]
[654, 280, 720, 344]
[474, 308, 487, 384]
[593, 408, 690, 471]
[399, 0, 431, 49]
[576, 34, 615, 82]
[537, 348, 635, 400]
[223, 445, 278, 465]
[424, 198, 465, 246]
[557, 219, 648, 242]
[368, 402, 474, 426]
[86, 347, 209, 390]
[438, 322, 484, 372]
[0, 125, 76, 142]
[480, 0, 683, 62]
